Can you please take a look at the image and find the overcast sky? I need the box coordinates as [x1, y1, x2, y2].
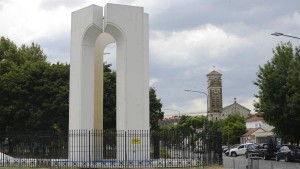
[1, 0, 299, 117]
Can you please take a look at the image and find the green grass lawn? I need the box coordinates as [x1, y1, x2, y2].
[0, 168, 49, 169]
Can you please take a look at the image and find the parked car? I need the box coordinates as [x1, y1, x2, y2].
[224, 144, 239, 156]
[258, 143, 279, 160]
[222, 146, 229, 153]
[229, 143, 254, 157]
[245, 144, 259, 158]
[275, 145, 300, 162]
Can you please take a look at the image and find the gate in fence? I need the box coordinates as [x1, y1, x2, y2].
[0, 130, 222, 168]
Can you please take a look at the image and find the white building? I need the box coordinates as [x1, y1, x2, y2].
[241, 115, 276, 144]
[245, 115, 274, 131]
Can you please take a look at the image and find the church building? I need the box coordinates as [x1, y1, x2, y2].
[206, 69, 250, 120]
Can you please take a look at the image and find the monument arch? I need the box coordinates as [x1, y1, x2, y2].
[69, 4, 149, 160]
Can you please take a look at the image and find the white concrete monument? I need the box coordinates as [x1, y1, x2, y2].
[69, 3, 149, 161]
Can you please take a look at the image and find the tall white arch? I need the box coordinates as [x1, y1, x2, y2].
[104, 4, 149, 131]
[69, 3, 149, 161]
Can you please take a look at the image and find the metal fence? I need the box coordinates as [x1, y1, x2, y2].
[0, 130, 222, 168]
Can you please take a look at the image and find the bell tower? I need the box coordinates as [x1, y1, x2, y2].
[207, 68, 222, 120]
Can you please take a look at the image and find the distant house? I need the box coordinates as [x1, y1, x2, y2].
[245, 115, 274, 131]
[158, 116, 179, 126]
[240, 115, 276, 144]
[240, 128, 266, 143]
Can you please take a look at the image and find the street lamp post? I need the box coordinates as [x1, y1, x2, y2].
[184, 89, 209, 130]
[227, 132, 229, 148]
[184, 90, 208, 115]
[271, 32, 300, 39]
[165, 108, 181, 117]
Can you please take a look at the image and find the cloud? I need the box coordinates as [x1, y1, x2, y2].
[0, 0, 71, 45]
[40, 0, 85, 10]
[149, 78, 159, 86]
[35, 32, 70, 63]
[1, 0, 299, 120]
[182, 98, 207, 113]
[150, 24, 248, 67]
[164, 98, 207, 117]
[0, 0, 9, 9]
[273, 11, 300, 36]
[245, 97, 257, 114]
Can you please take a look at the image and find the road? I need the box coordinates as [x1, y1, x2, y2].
[223, 155, 300, 169]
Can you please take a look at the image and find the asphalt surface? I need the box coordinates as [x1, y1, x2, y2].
[223, 155, 300, 169]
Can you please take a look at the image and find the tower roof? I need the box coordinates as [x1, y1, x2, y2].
[207, 70, 222, 76]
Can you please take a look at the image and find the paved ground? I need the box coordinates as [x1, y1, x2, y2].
[223, 155, 300, 169]
[0, 167, 225, 169]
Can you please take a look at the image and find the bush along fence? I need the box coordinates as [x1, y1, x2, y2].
[0, 130, 222, 168]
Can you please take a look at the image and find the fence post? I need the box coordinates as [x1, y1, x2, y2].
[218, 132, 223, 166]
[89, 130, 91, 169]
[164, 130, 166, 168]
[125, 131, 127, 168]
[232, 158, 235, 169]
[270, 161, 273, 169]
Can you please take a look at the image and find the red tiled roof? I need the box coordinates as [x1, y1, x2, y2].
[207, 70, 222, 76]
[245, 115, 263, 122]
[163, 116, 179, 120]
[242, 128, 265, 137]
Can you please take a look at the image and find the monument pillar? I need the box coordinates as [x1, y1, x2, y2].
[69, 3, 150, 162]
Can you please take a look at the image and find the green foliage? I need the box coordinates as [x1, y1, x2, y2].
[159, 146, 171, 158]
[102, 65, 164, 130]
[149, 87, 164, 130]
[0, 37, 164, 134]
[177, 115, 206, 133]
[254, 42, 300, 143]
[103, 63, 116, 129]
[202, 114, 246, 145]
[220, 114, 246, 144]
[0, 37, 69, 135]
[160, 116, 207, 148]
[160, 115, 207, 133]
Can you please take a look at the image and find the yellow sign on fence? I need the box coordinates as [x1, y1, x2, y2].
[131, 138, 141, 144]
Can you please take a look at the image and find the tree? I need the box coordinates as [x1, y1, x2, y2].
[286, 46, 300, 144]
[102, 64, 164, 130]
[149, 87, 164, 130]
[220, 114, 246, 144]
[177, 115, 206, 133]
[254, 42, 300, 143]
[0, 37, 164, 134]
[103, 63, 116, 130]
[0, 37, 69, 135]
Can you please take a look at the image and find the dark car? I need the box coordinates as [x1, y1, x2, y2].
[275, 145, 300, 162]
[222, 146, 229, 153]
[245, 144, 259, 158]
[258, 143, 278, 160]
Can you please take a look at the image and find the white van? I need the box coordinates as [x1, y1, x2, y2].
[229, 143, 254, 157]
